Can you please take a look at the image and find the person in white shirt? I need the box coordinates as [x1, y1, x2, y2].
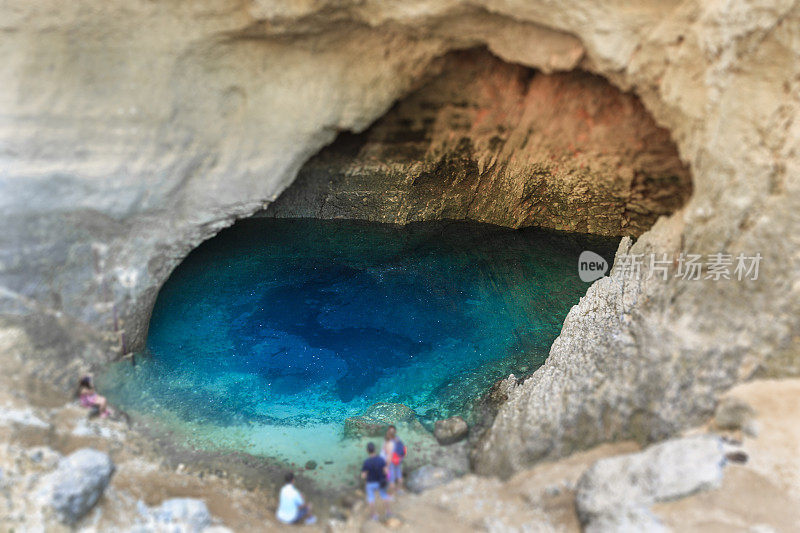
[276, 472, 316, 525]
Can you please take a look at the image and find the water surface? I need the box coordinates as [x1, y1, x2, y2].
[100, 218, 616, 486]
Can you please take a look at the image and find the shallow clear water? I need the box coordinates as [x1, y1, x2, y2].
[100, 218, 616, 486]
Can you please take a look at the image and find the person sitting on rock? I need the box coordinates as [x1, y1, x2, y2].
[362, 441, 392, 521]
[76, 375, 112, 418]
[276, 472, 316, 525]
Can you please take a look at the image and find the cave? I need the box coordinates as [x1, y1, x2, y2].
[97, 50, 691, 489]
[7, 1, 800, 527]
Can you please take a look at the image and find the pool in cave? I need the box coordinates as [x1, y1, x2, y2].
[100, 218, 617, 487]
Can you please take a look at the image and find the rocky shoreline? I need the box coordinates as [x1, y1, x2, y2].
[4, 337, 799, 532]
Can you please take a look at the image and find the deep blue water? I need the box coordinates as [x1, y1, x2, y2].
[101, 218, 616, 463]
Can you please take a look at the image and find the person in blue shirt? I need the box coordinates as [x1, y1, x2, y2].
[361, 441, 392, 521]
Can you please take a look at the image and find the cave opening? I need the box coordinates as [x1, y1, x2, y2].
[99, 49, 690, 489]
[101, 217, 618, 487]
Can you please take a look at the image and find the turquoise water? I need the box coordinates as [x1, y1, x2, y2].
[100, 218, 616, 483]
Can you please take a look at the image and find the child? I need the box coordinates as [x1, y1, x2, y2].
[76, 375, 112, 418]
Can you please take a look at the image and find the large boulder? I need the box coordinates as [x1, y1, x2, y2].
[406, 465, 456, 494]
[363, 402, 417, 424]
[434, 416, 469, 445]
[576, 436, 726, 531]
[344, 416, 387, 438]
[38, 448, 115, 525]
[344, 403, 419, 437]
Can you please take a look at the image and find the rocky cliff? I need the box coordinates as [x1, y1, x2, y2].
[264, 50, 690, 236]
[2, 0, 799, 480]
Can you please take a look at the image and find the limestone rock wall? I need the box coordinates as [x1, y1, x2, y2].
[2, 0, 799, 478]
[264, 50, 690, 236]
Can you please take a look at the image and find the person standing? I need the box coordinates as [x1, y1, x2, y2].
[382, 425, 406, 494]
[276, 472, 316, 525]
[362, 442, 392, 521]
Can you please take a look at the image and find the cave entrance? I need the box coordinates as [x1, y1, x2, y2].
[100, 49, 690, 489]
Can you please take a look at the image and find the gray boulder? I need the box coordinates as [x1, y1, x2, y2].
[434, 416, 469, 445]
[363, 403, 417, 424]
[344, 402, 422, 437]
[576, 435, 725, 531]
[39, 448, 115, 525]
[343, 415, 388, 438]
[150, 498, 212, 532]
[406, 465, 455, 493]
[425, 439, 470, 475]
[714, 397, 757, 434]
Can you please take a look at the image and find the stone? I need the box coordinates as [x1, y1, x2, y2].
[0, 406, 50, 429]
[575, 436, 725, 529]
[714, 397, 757, 431]
[483, 375, 519, 413]
[305, 460, 317, 470]
[150, 498, 212, 533]
[433, 416, 469, 445]
[343, 416, 388, 438]
[344, 403, 419, 437]
[725, 451, 748, 464]
[467, 375, 521, 442]
[363, 403, 418, 424]
[424, 439, 471, 476]
[406, 465, 456, 493]
[38, 448, 115, 525]
[25, 446, 61, 470]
